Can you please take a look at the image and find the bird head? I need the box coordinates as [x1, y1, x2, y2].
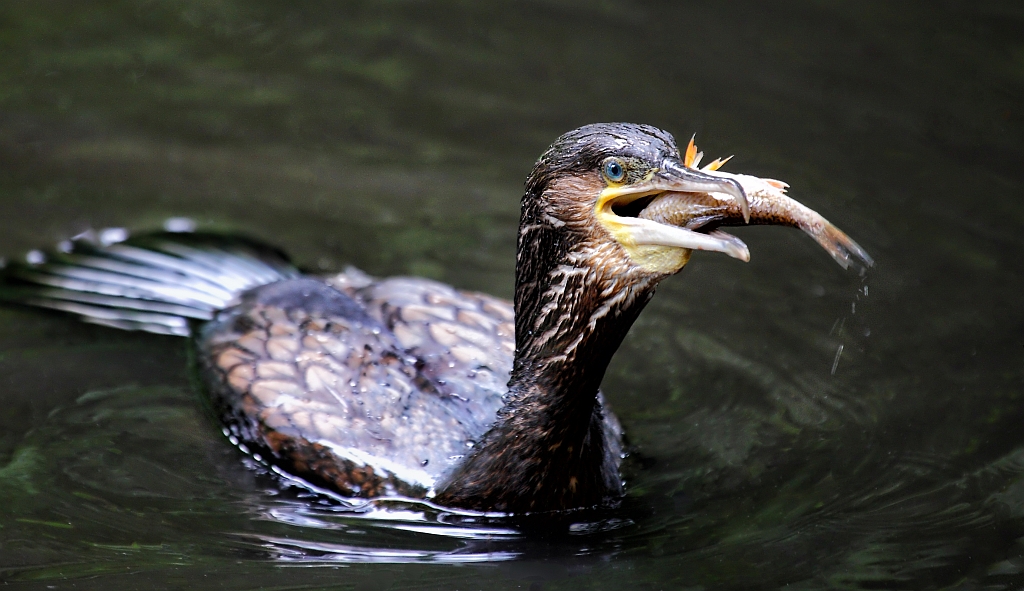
[521, 123, 750, 282]
[513, 123, 747, 358]
[514, 123, 870, 360]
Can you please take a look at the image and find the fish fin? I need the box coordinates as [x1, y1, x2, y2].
[684, 135, 698, 168]
[702, 155, 734, 172]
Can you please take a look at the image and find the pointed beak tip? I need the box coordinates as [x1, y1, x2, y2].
[730, 244, 750, 262]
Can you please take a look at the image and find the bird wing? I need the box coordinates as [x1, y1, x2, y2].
[352, 276, 515, 431]
[198, 273, 514, 500]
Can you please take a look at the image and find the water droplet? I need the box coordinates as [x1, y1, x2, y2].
[830, 344, 844, 375]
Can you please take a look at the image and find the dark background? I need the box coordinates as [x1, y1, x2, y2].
[1, 1, 1022, 589]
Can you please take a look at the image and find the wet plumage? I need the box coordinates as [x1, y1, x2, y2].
[199, 274, 515, 499]
[0, 123, 871, 513]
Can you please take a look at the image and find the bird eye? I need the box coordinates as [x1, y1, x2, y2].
[603, 158, 626, 182]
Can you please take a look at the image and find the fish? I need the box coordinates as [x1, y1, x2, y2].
[638, 138, 874, 270]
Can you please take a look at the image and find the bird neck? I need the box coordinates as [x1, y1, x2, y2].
[435, 242, 657, 512]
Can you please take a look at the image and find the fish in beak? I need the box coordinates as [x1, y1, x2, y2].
[598, 136, 873, 272]
[641, 138, 872, 270]
[595, 152, 753, 267]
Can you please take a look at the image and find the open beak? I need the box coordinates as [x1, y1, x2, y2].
[597, 152, 873, 272]
[596, 156, 753, 262]
[640, 170, 875, 271]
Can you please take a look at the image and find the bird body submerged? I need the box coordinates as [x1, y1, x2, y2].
[0, 124, 871, 514]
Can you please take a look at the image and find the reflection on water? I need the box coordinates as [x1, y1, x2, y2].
[251, 502, 523, 564]
[255, 536, 519, 564]
[1, 0, 1024, 589]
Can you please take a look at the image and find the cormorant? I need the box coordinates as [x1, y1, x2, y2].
[0, 123, 871, 514]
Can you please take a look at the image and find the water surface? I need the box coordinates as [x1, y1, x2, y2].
[1, 1, 1023, 589]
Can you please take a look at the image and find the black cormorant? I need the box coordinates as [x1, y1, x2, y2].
[0, 123, 871, 513]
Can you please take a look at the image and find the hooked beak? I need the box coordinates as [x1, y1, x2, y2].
[596, 156, 753, 264]
[656, 159, 750, 223]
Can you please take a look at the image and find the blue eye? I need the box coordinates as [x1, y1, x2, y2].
[604, 159, 625, 182]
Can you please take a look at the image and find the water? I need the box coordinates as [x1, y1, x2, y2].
[1, 1, 1023, 588]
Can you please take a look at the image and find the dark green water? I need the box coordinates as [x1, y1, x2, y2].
[1, 1, 1023, 589]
